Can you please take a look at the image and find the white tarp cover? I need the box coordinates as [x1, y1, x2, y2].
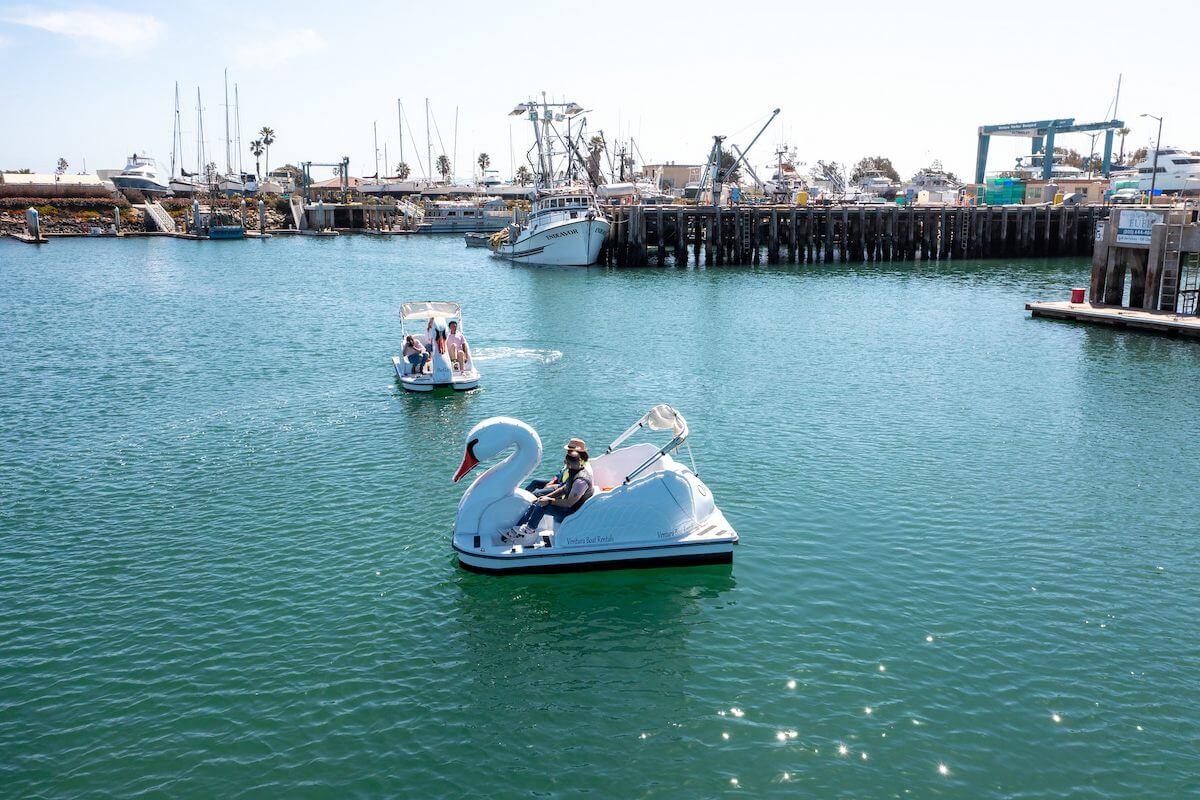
[644, 404, 687, 436]
[400, 301, 461, 320]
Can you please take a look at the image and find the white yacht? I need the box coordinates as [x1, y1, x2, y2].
[855, 169, 900, 198]
[419, 197, 511, 233]
[109, 154, 171, 195]
[1126, 147, 1200, 194]
[489, 96, 610, 266]
[491, 187, 609, 266]
[906, 161, 961, 193]
[1010, 153, 1083, 180]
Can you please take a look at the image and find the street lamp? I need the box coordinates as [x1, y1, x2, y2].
[1140, 113, 1163, 204]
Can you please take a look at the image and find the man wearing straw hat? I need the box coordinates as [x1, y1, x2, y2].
[524, 437, 589, 497]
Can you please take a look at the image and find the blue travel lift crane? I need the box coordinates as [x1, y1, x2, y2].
[974, 118, 1125, 184]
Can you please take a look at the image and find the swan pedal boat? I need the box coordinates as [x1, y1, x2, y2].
[392, 301, 480, 392]
[451, 405, 738, 574]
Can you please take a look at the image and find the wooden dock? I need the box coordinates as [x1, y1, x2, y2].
[1026, 300, 1200, 338]
[603, 204, 1106, 267]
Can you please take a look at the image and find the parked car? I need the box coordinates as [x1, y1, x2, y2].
[1110, 187, 1141, 204]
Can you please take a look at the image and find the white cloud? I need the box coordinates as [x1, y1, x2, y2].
[4, 8, 163, 50]
[233, 28, 326, 70]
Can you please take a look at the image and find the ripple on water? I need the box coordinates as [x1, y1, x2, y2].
[0, 239, 1198, 797]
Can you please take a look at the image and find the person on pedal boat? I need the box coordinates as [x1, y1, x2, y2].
[504, 448, 594, 542]
[446, 320, 471, 373]
[402, 335, 428, 375]
[524, 438, 588, 496]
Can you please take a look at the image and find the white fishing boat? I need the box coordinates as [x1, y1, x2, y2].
[391, 301, 480, 392]
[490, 188, 609, 265]
[489, 96, 610, 266]
[109, 154, 171, 195]
[450, 405, 739, 574]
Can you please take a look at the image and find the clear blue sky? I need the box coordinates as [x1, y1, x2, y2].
[1, 0, 1195, 181]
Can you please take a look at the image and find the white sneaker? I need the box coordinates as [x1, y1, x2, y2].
[501, 524, 532, 544]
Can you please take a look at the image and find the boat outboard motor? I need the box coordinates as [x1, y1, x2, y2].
[429, 316, 454, 384]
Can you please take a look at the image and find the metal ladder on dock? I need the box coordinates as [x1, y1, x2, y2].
[140, 201, 176, 233]
[1176, 251, 1200, 316]
[1160, 223, 1185, 312]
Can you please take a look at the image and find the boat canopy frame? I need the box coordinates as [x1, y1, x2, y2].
[399, 301, 467, 338]
[605, 404, 697, 484]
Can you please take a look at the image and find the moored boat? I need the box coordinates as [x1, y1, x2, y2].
[110, 154, 171, 195]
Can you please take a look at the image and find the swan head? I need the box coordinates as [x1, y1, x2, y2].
[453, 416, 542, 483]
[430, 316, 449, 355]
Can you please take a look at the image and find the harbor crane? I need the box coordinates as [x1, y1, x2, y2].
[696, 108, 780, 205]
[974, 118, 1124, 184]
[300, 158, 351, 203]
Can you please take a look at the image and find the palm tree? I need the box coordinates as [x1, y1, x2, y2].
[1117, 127, 1131, 164]
[436, 154, 452, 183]
[515, 165, 532, 185]
[477, 152, 490, 175]
[258, 127, 276, 180]
[396, 162, 411, 181]
[249, 139, 264, 180]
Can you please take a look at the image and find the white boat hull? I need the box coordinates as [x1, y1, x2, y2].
[453, 509, 738, 575]
[393, 356, 479, 392]
[111, 176, 171, 195]
[492, 217, 609, 266]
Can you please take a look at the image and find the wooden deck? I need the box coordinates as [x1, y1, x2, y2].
[604, 204, 1106, 267]
[1026, 300, 1200, 338]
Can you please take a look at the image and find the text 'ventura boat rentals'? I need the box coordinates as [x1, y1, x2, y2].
[391, 301, 480, 392]
[450, 405, 738, 574]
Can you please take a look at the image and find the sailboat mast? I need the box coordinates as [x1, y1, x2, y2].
[373, 120, 379, 178]
[452, 105, 458, 183]
[196, 88, 202, 178]
[170, 81, 180, 179]
[223, 69, 231, 175]
[425, 98, 432, 183]
[397, 99, 404, 166]
[234, 83, 243, 176]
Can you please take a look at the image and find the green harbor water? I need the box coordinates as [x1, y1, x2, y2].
[1, 235, 1198, 798]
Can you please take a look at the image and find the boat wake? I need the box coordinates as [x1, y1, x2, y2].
[470, 346, 562, 364]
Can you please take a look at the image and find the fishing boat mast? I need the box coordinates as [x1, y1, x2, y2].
[508, 94, 585, 191]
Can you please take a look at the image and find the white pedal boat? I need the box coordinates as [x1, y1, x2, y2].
[391, 301, 480, 392]
[450, 405, 738, 574]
